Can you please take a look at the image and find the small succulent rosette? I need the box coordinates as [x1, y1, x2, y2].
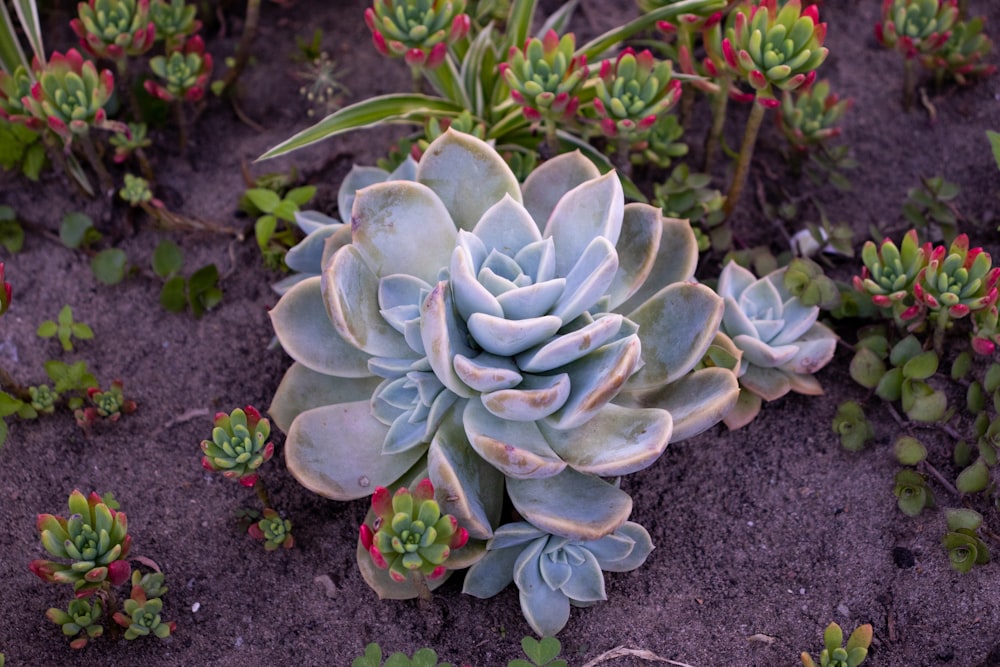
[200, 406, 275, 487]
[463, 519, 653, 637]
[876, 0, 958, 59]
[71, 0, 156, 63]
[364, 0, 471, 69]
[500, 30, 588, 124]
[21, 49, 116, 144]
[150, 0, 202, 51]
[853, 229, 930, 325]
[592, 48, 681, 139]
[716, 261, 838, 429]
[30, 490, 132, 596]
[145, 35, 213, 103]
[776, 79, 852, 151]
[269, 129, 739, 607]
[722, 0, 828, 107]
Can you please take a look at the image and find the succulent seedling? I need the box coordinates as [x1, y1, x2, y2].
[46, 598, 105, 649]
[37, 305, 94, 352]
[832, 400, 874, 452]
[876, 0, 958, 107]
[800, 622, 872, 667]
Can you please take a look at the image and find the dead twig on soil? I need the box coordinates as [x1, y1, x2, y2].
[580, 646, 698, 667]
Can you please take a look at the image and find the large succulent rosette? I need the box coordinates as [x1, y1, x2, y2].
[269, 130, 737, 597]
[716, 261, 837, 429]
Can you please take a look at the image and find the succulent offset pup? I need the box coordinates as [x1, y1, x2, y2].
[269, 129, 738, 618]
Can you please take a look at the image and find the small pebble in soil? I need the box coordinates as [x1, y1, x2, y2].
[837, 603, 850, 617]
[314, 574, 338, 598]
[192, 602, 201, 613]
[893, 546, 916, 569]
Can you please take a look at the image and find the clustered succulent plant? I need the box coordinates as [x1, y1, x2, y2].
[269, 129, 738, 631]
[364, 0, 471, 70]
[29, 490, 132, 597]
[800, 622, 873, 667]
[71, 0, 156, 66]
[144, 34, 213, 102]
[715, 261, 838, 429]
[200, 406, 275, 488]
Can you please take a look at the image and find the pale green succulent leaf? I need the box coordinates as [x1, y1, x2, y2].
[522, 150, 601, 228]
[507, 468, 632, 541]
[351, 180, 457, 285]
[285, 401, 425, 500]
[626, 283, 724, 390]
[541, 403, 670, 476]
[324, 245, 413, 358]
[427, 410, 504, 540]
[462, 544, 522, 598]
[518, 314, 624, 373]
[550, 236, 619, 323]
[722, 388, 763, 430]
[769, 298, 819, 346]
[454, 353, 523, 392]
[547, 336, 641, 429]
[544, 171, 624, 277]
[269, 363, 382, 434]
[270, 277, 373, 377]
[740, 365, 793, 401]
[782, 323, 838, 375]
[472, 194, 543, 255]
[733, 334, 799, 369]
[481, 372, 571, 421]
[597, 521, 653, 571]
[422, 281, 478, 398]
[626, 367, 740, 441]
[284, 222, 343, 275]
[416, 129, 521, 232]
[464, 399, 567, 479]
[615, 216, 698, 314]
[607, 204, 662, 309]
[513, 537, 572, 637]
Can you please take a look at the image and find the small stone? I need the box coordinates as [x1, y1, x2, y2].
[192, 602, 201, 613]
[837, 603, 850, 617]
[314, 574, 338, 598]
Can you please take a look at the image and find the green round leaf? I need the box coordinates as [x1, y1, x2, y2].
[90, 249, 127, 285]
[902, 350, 939, 381]
[152, 239, 184, 278]
[945, 508, 983, 532]
[160, 276, 187, 312]
[956, 459, 990, 494]
[60, 212, 95, 249]
[893, 436, 927, 465]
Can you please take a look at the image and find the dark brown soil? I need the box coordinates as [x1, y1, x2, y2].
[2, 1, 1000, 666]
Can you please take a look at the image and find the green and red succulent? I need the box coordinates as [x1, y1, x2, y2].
[150, 0, 201, 51]
[74, 380, 137, 428]
[71, 0, 156, 64]
[876, 0, 957, 60]
[29, 490, 132, 597]
[20, 49, 115, 144]
[776, 78, 851, 150]
[113, 585, 176, 640]
[46, 598, 104, 649]
[200, 406, 275, 487]
[364, 0, 471, 69]
[248, 508, 294, 551]
[500, 30, 588, 125]
[145, 35, 213, 102]
[592, 48, 681, 139]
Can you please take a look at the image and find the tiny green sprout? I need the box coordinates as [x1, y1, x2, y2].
[352, 642, 454, 667]
[112, 585, 176, 640]
[894, 436, 928, 465]
[800, 621, 872, 667]
[28, 385, 58, 414]
[832, 401, 874, 452]
[510, 636, 567, 667]
[967, 381, 986, 414]
[37, 305, 94, 352]
[131, 569, 169, 599]
[46, 597, 104, 649]
[894, 469, 934, 517]
[200, 406, 275, 488]
[248, 508, 294, 551]
[243, 183, 317, 270]
[942, 509, 990, 573]
[653, 164, 728, 251]
[44, 360, 98, 403]
[109, 122, 152, 165]
[75, 380, 137, 429]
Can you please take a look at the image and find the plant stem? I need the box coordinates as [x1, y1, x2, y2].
[918, 460, 961, 498]
[703, 80, 730, 172]
[932, 308, 948, 356]
[219, 0, 261, 96]
[78, 133, 113, 195]
[254, 477, 272, 510]
[902, 58, 915, 110]
[615, 137, 633, 179]
[543, 117, 559, 157]
[723, 98, 767, 218]
[173, 100, 188, 154]
[409, 569, 433, 604]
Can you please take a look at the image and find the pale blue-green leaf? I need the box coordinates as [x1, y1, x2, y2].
[453, 353, 523, 392]
[517, 314, 623, 373]
[550, 236, 619, 323]
[513, 538, 572, 637]
[598, 522, 653, 572]
[271, 272, 310, 296]
[285, 222, 342, 274]
[258, 94, 463, 159]
[472, 194, 542, 255]
[769, 298, 819, 346]
[269, 277, 373, 377]
[782, 323, 837, 375]
[787, 372, 824, 396]
[338, 165, 392, 220]
[607, 204, 662, 309]
[464, 400, 566, 479]
[559, 548, 606, 602]
[351, 180, 456, 285]
[294, 209, 340, 234]
[716, 260, 757, 302]
[467, 312, 562, 356]
[515, 238, 557, 284]
[626, 283, 723, 390]
[451, 235, 505, 321]
[541, 403, 670, 476]
[585, 532, 634, 567]
[522, 150, 600, 228]
[733, 334, 799, 369]
[323, 246, 412, 358]
[481, 373, 571, 422]
[623, 367, 739, 442]
[268, 362, 382, 434]
[722, 388, 763, 430]
[613, 216, 698, 314]
[417, 129, 521, 231]
[739, 273, 783, 318]
[381, 412, 430, 455]
[427, 409, 504, 540]
[285, 401, 425, 500]
[740, 365, 793, 402]
[422, 281, 477, 398]
[544, 171, 624, 276]
[721, 295, 759, 340]
[507, 468, 632, 541]
[496, 279, 566, 321]
[547, 336, 641, 429]
[539, 553, 573, 590]
[489, 522, 547, 550]
[462, 545, 521, 598]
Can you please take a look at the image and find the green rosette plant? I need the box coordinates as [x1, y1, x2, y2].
[144, 35, 213, 102]
[853, 229, 929, 325]
[922, 16, 996, 86]
[876, 0, 958, 106]
[71, 0, 156, 65]
[200, 406, 275, 488]
[463, 519, 653, 636]
[0, 64, 38, 128]
[46, 598, 104, 649]
[776, 78, 851, 151]
[716, 260, 838, 429]
[248, 508, 294, 551]
[499, 29, 588, 147]
[591, 48, 681, 142]
[29, 490, 132, 596]
[112, 586, 176, 640]
[364, 0, 471, 70]
[269, 130, 738, 608]
[800, 622, 873, 667]
[359, 479, 468, 594]
[914, 234, 1000, 353]
[721, 0, 827, 214]
[150, 0, 201, 51]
